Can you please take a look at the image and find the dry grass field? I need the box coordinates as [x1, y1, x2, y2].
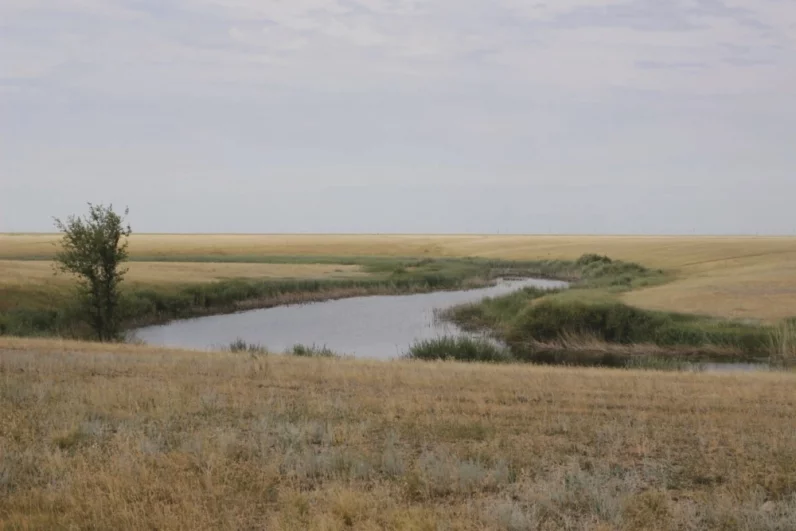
[0, 260, 365, 286]
[1, 337, 795, 530]
[3, 233, 796, 267]
[0, 257, 367, 313]
[3, 233, 796, 320]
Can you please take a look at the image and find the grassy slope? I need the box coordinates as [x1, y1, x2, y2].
[1, 338, 795, 530]
[3, 233, 796, 320]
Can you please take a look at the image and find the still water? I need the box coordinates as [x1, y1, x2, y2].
[135, 278, 566, 359]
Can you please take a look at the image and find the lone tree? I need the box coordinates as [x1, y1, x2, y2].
[54, 204, 132, 341]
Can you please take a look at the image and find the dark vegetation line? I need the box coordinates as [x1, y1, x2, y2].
[412, 255, 794, 367]
[0, 256, 577, 338]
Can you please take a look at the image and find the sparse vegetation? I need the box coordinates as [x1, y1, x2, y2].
[1, 337, 795, 529]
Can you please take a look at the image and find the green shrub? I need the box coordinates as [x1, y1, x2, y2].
[576, 254, 614, 266]
[290, 344, 340, 358]
[406, 336, 513, 363]
[507, 301, 670, 345]
[227, 339, 268, 354]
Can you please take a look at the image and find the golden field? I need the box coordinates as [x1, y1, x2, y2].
[0, 260, 365, 286]
[1, 337, 795, 530]
[2, 233, 796, 320]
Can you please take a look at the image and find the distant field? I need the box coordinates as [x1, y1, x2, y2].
[1, 337, 794, 529]
[4, 233, 796, 266]
[2, 233, 796, 320]
[0, 260, 366, 286]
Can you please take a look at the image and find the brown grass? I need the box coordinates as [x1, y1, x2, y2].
[1, 337, 795, 530]
[3, 233, 796, 320]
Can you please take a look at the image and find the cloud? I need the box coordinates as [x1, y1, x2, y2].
[2, 0, 796, 233]
[2, 0, 794, 98]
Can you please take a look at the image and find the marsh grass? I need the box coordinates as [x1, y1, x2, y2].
[405, 336, 512, 363]
[446, 255, 777, 363]
[289, 344, 341, 358]
[227, 338, 268, 355]
[769, 320, 796, 368]
[1, 338, 795, 529]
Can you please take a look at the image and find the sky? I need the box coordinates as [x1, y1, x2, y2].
[1, 0, 795, 234]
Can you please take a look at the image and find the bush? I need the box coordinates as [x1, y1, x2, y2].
[290, 344, 340, 358]
[576, 254, 613, 266]
[227, 338, 268, 355]
[504, 300, 769, 354]
[508, 301, 670, 345]
[406, 336, 513, 363]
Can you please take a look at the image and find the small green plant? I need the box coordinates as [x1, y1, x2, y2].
[289, 344, 340, 358]
[227, 338, 268, 355]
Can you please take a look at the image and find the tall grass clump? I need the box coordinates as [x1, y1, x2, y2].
[507, 300, 670, 345]
[625, 356, 703, 372]
[227, 338, 268, 355]
[289, 344, 341, 358]
[769, 320, 796, 368]
[507, 300, 769, 353]
[405, 336, 513, 363]
[575, 254, 665, 289]
[445, 287, 557, 333]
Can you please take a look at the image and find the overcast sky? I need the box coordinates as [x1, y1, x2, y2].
[1, 0, 795, 234]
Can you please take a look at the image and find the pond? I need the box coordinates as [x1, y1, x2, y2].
[135, 278, 567, 359]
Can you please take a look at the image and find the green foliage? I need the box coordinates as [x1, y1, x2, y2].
[769, 321, 796, 368]
[289, 344, 340, 358]
[2, 256, 578, 338]
[227, 338, 268, 355]
[445, 254, 771, 360]
[625, 356, 703, 372]
[575, 254, 614, 266]
[405, 336, 513, 363]
[507, 300, 670, 344]
[446, 287, 558, 333]
[53, 204, 131, 341]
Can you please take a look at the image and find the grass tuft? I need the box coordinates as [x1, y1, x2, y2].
[289, 344, 341, 358]
[227, 338, 268, 355]
[405, 336, 513, 363]
[770, 321, 796, 368]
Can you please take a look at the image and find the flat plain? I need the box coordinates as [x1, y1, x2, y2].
[2, 235, 796, 529]
[1, 337, 794, 530]
[3, 233, 796, 320]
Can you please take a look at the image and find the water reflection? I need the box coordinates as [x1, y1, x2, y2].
[135, 278, 567, 359]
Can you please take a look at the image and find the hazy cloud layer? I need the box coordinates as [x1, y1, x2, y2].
[2, 0, 795, 233]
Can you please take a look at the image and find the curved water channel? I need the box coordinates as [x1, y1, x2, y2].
[135, 278, 567, 359]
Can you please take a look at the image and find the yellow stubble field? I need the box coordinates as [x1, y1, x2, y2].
[0, 337, 794, 530]
[2, 233, 796, 320]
